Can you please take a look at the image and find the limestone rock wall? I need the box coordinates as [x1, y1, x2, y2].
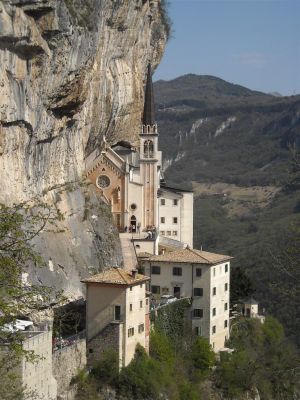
[0, 0, 167, 296]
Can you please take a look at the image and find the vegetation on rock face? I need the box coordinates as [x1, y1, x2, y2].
[216, 317, 300, 399]
[0, 202, 59, 399]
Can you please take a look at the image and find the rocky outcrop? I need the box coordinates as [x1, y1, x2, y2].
[0, 0, 167, 296]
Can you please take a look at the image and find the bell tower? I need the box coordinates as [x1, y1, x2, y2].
[140, 64, 160, 229]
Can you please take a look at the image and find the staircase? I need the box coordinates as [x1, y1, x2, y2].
[119, 233, 139, 271]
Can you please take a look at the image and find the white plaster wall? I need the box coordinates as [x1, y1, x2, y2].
[22, 331, 57, 400]
[209, 262, 230, 351]
[124, 283, 147, 366]
[86, 285, 125, 341]
[180, 192, 194, 248]
[158, 192, 181, 241]
[127, 181, 144, 229]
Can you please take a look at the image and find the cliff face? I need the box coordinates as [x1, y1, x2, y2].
[0, 0, 167, 297]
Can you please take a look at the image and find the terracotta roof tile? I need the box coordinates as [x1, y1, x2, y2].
[81, 267, 150, 285]
[147, 248, 233, 265]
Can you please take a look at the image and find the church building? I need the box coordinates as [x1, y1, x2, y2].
[85, 65, 193, 254]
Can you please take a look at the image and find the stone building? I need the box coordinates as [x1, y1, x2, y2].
[141, 248, 232, 351]
[82, 268, 150, 368]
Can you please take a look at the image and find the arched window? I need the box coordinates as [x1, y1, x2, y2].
[144, 140, 154, 158]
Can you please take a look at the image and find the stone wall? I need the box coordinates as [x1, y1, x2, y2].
[87, 323, 123, 368]
[53, 339, 86, 400]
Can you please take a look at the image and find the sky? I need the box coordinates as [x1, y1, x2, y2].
[154, 0, 300, 96]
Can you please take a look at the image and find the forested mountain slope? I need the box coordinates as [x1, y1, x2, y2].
[155, 75, 300, 344]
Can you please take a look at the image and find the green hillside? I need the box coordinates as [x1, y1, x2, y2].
[155, 75, 300, 345]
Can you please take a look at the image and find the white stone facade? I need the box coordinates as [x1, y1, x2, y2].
[142, 250, 231, 351]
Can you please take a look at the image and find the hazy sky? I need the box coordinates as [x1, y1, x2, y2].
[154, 0, 300, 95]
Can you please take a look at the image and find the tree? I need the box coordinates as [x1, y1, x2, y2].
[190, 336, 215, 379]
[0, 201, 57, 399]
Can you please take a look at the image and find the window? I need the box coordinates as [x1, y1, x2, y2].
[97, 175, 110, 189]
[160, 199, 165, 206]
[212, 325, 216, 334]
[196, 268, 202, 277]
[162, 287, 169, 295]
[212, 308, 216, 317]
[151, 285, 160, 294]
[89, 348, 93, 354]
[172, 231, 177, 236]
[160, 217, 165, 224]
[213, 268, 216, 277]
[167, 230, 171, 235]
[128, 327, 134, 337]
[193, 288, 203, 297]
[225, 283, 228, 291]
[213, 287, 216, 296]
[193, 309, 203, 318]
[129, 303, 133, 312]
[138, 324, 145, 333]
[225, 264, 229, 273]
[195, 326, 201, 336]
[151, 265, 161, 275]
[146, 298, 149, 306]
[224, 320, 228, 328]
[114, 305, 121, 321]
[130, 203, 137, 211]
[130, 287, 132, 291]
[160, 231, 165, 235]
[173, 217, 178, 224]
[224, 303, 228, 311]
[140, 300, 143, 308]
[173, 267, 182, 276]
[144, 140, 154, 158]
[140, 284, 143, 288]
[173, 199, 178, 206]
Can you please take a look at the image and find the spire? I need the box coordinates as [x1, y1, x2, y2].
[142, 64, 155, 126]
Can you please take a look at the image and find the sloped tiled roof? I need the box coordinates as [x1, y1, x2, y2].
[81, 267, 150, 286]
[146, 248, 232, 265]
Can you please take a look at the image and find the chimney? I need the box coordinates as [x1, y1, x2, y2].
[132, 269, 138, 279]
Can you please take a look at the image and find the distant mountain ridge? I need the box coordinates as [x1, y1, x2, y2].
[154, 74, 300, 187]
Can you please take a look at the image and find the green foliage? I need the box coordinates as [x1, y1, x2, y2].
[149, 329, 174, 366]
[91, 350, 119, 385]
[216, 317, 300, 399]
[118, 344, 163, 399]
[0, 201, 59, 399]
[190, 336, 215, 378]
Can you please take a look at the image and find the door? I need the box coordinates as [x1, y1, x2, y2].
[130, 215, 137, 232]
[173, 286, 181, 298]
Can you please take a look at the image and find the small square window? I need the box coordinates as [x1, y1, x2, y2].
[224, 303, 228, 311]
[172, 231, 177, 236]
[167, 230, 171, 235]
[160, 231, 165, 235]
[89, 348, 93, 354]
[193, 309, 203, 318]
[224, 320, 228, 328]
[225, 264, 229, 273]
[196, 268, 202, 277]
[193, 288, 203, 297]
[140, 300, 143, 308]
[160, 217, 165, 223]
[173, 199, 178, 206]
[173, 267, 182, 276]
[212, 325, 216, 334]
[140, 284, 143, 288]
[151, 265, 161, 275]
[128, 327, 134, 337]
[213, 287, 216, 296]
[225, 283, 228, 291]
[173, 217, 178, 224]
[151, 285, 160, 294]
[138, 323, 144, 333]
[212, 308, 216, 317]
[161, 199, 165, 206]
[130, 303, 133, 312]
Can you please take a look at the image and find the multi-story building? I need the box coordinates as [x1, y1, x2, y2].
[158, 184, 193, 248]
[141, 248, 232, 351]
[82, 267, 150, 368]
